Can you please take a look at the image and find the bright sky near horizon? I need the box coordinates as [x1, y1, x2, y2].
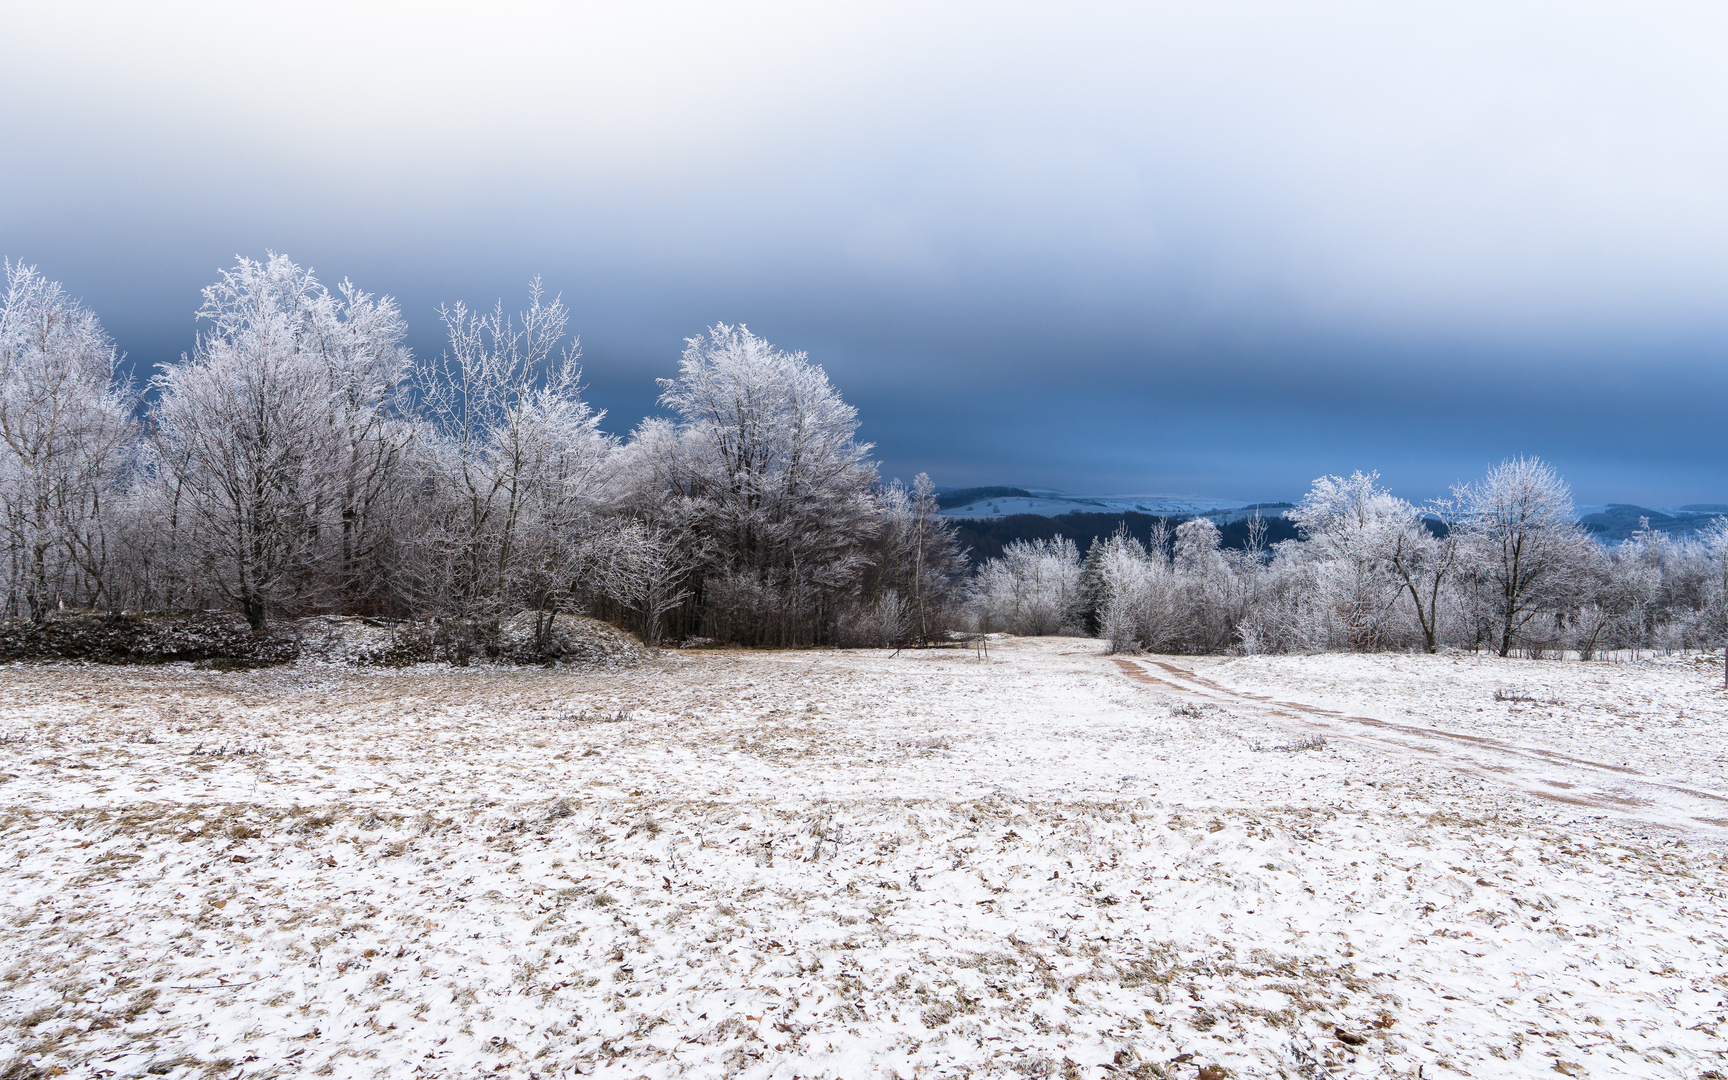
[5, 1, 1727, 503]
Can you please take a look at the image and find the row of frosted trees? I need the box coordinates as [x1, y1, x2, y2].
[0, 256, 965, 645]
[12, 254, 1722, 658]
[972, 461, 1728, 658]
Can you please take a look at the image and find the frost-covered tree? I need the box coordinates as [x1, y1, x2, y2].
[593, 520, 697, 646]
[414, 280, 615, 619]
[308, 278, 417, 611]
[1456, 457, 1591, 657]
[650, 323, 879, 645]
[1171, 518, 1241, 651]
[972, 535, 1083, 636]
[1596, 519, 1720, 656]
[1287, 472, 1411, 650]
[148, 254, 411, 627]
[0, 263, 136, 619]
[1384, 496, 1464, 653]
[1702, 517, 1728, 686]
[865, 473, 967, 641]
[1086, 525, 1182, 653]
[1285, 471, 1466, 652]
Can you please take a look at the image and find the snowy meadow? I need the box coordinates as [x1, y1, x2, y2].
[2, 639, 1725, 1079]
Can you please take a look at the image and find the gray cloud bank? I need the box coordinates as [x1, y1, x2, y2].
[5, 1, 1727, 503]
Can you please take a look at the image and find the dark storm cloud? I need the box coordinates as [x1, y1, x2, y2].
[5, 1, 1728, 504]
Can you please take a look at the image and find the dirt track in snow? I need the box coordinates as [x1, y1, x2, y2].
[1113, 654, 1728, 835]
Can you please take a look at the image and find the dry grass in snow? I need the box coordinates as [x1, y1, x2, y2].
[0, 639, 1725, 1079]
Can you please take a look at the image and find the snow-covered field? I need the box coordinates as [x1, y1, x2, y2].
[2, 641, 1725, 1079]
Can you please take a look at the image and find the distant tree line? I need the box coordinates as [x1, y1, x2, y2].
[969, 462, 1728, 659]
[953, 510, 1301, 565]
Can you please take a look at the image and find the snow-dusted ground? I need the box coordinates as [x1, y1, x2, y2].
[1, 641, 1725, 1079]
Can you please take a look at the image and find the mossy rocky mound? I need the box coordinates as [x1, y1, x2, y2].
[0, 611, 299, 666]
[1, 610, 647, 669]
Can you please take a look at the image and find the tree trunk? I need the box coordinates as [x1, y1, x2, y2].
[241, 590, 267, 631]
[26, 540, 49, 625]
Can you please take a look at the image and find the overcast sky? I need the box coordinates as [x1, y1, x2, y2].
[5, 1, 1727, 503]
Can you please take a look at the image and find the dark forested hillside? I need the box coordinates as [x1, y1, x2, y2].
[952, 511, 1301, 564]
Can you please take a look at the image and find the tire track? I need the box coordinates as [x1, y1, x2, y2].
[1112, 656, 1728, 834]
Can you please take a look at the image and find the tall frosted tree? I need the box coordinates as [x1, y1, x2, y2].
[0, 263, 136, 619]
[414, 279, 616, 620]
[1700, 516, 1728, 687]
[148, 254, 411, 628]
[653, 323, 879, 644]
[866, 473, 965, 640]
[1457, 456, 1590, 657]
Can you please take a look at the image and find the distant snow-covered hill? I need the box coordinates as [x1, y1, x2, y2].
[1575, 504, 1728, 544]
[936, 487, 1728, 546]
[937, 487, 1284, 521]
